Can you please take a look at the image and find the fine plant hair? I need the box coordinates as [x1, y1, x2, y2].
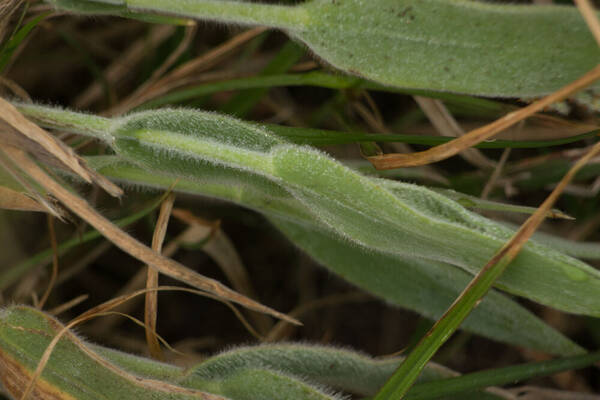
[4, 1, 600, 399]
[15, 102, 600, 358]
[47, 0, 600, 97]
[1, 306, 434, 400]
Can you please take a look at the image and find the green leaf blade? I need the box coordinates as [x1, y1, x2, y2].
[297, 0, 600, 96]
[0, 12, 49, 74]
[19, 104, 600, 319]
[87, 156, 584, 357]
[270, 217, 585, 357]
[48, 0, 600, 97]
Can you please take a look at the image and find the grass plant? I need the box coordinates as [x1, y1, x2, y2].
[0, 0, 600, 399]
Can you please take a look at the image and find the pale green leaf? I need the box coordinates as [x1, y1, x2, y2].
[85, 155, 584, 356]
[17, 104, 600, 319]
[47, 0, 600, 97]
[270, 218, 584, 356]
[3, 306, 594, 399]
[0, 306, 450, 399]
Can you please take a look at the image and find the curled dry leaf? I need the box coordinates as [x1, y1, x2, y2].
[0, 145, 298, 326]
[412, 96, 495, 169]
[0, 99, 294, 325]
[0, 97, 122, 197]
[368, 65, 600, 169]
[0, 185, 49, 213]
[144, 193, 176, 361]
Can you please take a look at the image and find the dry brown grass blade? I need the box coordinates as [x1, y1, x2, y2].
[73, 288, 258, 392]
[464, 139, 600, 308]
[203, 231, 260, 309]
[513, 114, 599, 141]
[265, 292, 370, 342]
[413, 96, 496, 169]
[380, 139, 600, 399]
[145, 193, 175, 361]
[0, 76, 31, 102]
[78, 286, 263, 343]
[1, 145, 299, 326]
[575, 0, 600, 46]
[410, 115, 598, 142]
[48, 294, 89, 316]
[0, 0, 22, 44]
[0, 97, 90, 183]
[171, 209, 253, 297]
[148, 25, 198, 84]
[0, 150, 64, 218]
[0, 186, 47, 212]
[84, 226, 206, 336]
[204, 231, 273, 334]
[171, 208, 272, 335]
[158, 27, 266, 86]
[481, 148, 511, 200]
[71, 340, 224, 399]
[171, 208, 220, 233]
[0, 97, 123, 197]
[351, 99, 450, 185]
[103, 24, 197, 114]
[505, 144, 596, 175]
[18, 301, 227, 400]
[92, 310, 187, 357]
[73, 24, 177, 108]
[368, 64, 600, 169]
[84, 222, 221, 337]
[107, 27, 266, 115]
[510, 139, 599, 261]
[54, 242, 113, 290]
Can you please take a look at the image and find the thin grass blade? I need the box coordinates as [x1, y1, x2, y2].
[373, 140, 600, 399]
